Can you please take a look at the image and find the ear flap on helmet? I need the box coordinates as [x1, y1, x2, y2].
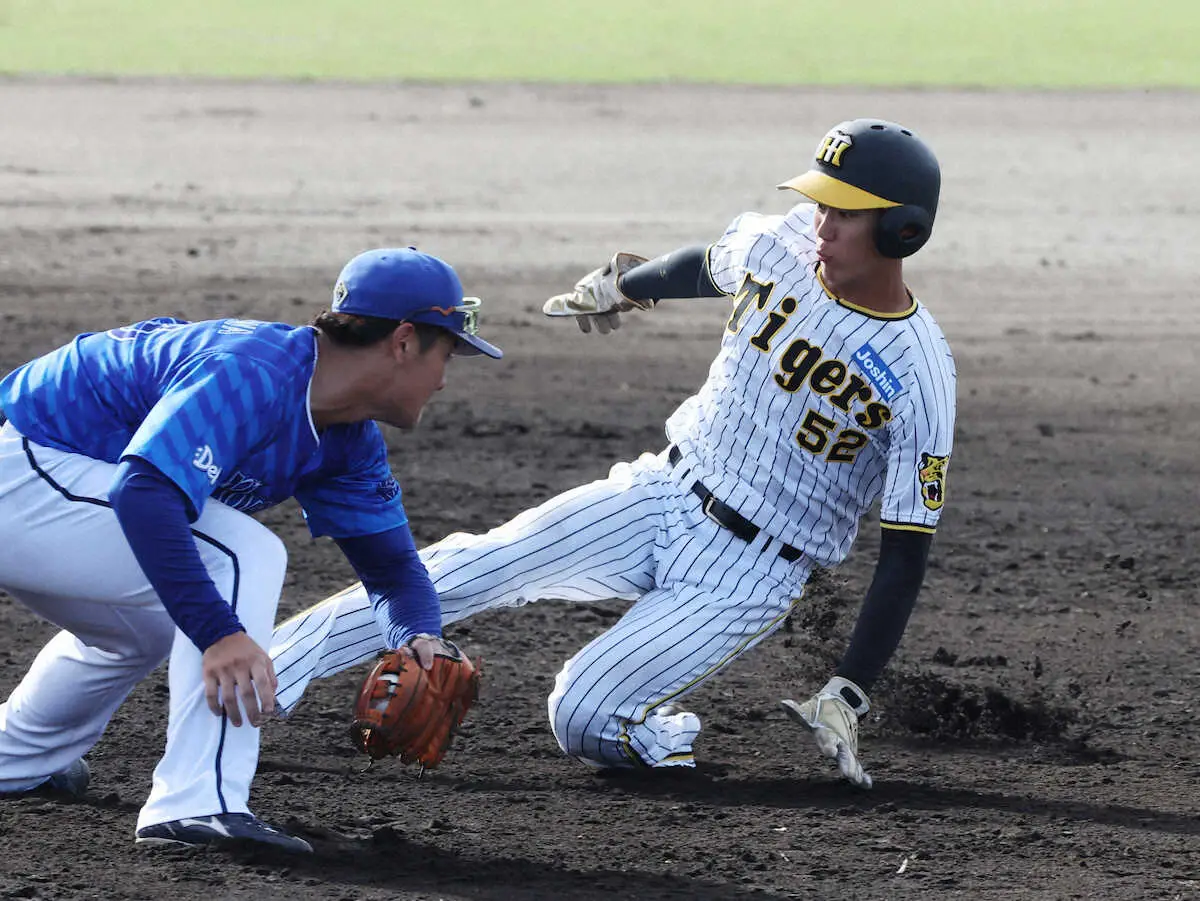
[875, 205, 933, 259]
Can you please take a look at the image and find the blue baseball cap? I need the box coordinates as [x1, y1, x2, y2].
[331, 248, 502, 359]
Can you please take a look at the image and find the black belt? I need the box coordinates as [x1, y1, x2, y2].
[668, 446, 802, 563]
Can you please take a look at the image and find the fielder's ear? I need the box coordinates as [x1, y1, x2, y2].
[390, 321, 418, 359]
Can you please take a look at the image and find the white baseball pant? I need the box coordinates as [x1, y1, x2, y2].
[271, 449, 810, 768]
[0, 423, 286, 830]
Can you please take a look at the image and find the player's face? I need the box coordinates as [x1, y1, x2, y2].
[383, 328, 456, 430]
[813, 205, 887, 293]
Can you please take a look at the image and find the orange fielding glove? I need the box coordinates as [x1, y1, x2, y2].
[350, 640, 481, 770]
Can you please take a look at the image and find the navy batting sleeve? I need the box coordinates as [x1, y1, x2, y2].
[617, 244, 723, 302]
[109, 457, 246, 651]
[335, 524, 441, 649]
[834, 528, 932, 690]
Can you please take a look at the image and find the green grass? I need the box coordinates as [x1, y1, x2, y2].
[0, 0, 1194, 88]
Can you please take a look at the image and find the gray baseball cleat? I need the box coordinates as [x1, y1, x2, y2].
[135, 813, 313, 853]
[0, 758, 90, 800]
[44, 758, 91, 798]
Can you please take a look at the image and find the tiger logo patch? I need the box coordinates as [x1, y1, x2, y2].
[918, 452, 949, 511]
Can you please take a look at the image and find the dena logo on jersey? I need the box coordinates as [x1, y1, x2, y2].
[852, 344, 902, 403]
[192, 445, 223, 485]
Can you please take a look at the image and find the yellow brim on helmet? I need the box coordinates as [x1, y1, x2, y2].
[778, 170, 901, 210]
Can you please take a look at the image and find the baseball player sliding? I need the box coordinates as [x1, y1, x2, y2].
[272, 119, 956, 787]
[0, 249, 500, 852]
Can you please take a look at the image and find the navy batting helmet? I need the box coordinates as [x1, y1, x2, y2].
[779, 119, 940, 259]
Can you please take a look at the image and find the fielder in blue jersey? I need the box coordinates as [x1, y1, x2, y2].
[0, 247, 501, 852]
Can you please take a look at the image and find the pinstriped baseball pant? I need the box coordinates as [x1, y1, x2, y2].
[271, 448, 811, 768]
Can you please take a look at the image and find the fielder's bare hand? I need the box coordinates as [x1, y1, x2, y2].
[543, 251, 654, 334]
[202, 631, 278, 727]
[781, 676, 873, 789]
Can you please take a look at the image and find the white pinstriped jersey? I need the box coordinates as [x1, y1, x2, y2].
[665, 203, 956, 568]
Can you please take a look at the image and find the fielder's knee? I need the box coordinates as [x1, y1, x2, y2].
[139, 614, 178, 663]
[91, 607, 176, 671]
[250, 527, 288, 587]
[202, 503, 289, 591]
[205, 518, 288, 636]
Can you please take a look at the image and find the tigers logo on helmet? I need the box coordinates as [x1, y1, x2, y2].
[817, 130, 853, 167]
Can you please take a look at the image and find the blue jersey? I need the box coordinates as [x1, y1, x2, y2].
[0, 317, 406, 538]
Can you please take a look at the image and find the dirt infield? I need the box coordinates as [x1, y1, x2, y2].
[1, 79, 1198, 900]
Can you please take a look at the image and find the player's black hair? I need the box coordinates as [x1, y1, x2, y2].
[310, 310, 445, 351]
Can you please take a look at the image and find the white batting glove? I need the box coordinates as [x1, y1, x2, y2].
[781, 676, 873, 789]
[543, 251, 653, 334]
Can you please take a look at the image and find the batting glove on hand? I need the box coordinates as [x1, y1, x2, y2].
[543, 251, 654, 334]
[781, 676, 873, 789]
